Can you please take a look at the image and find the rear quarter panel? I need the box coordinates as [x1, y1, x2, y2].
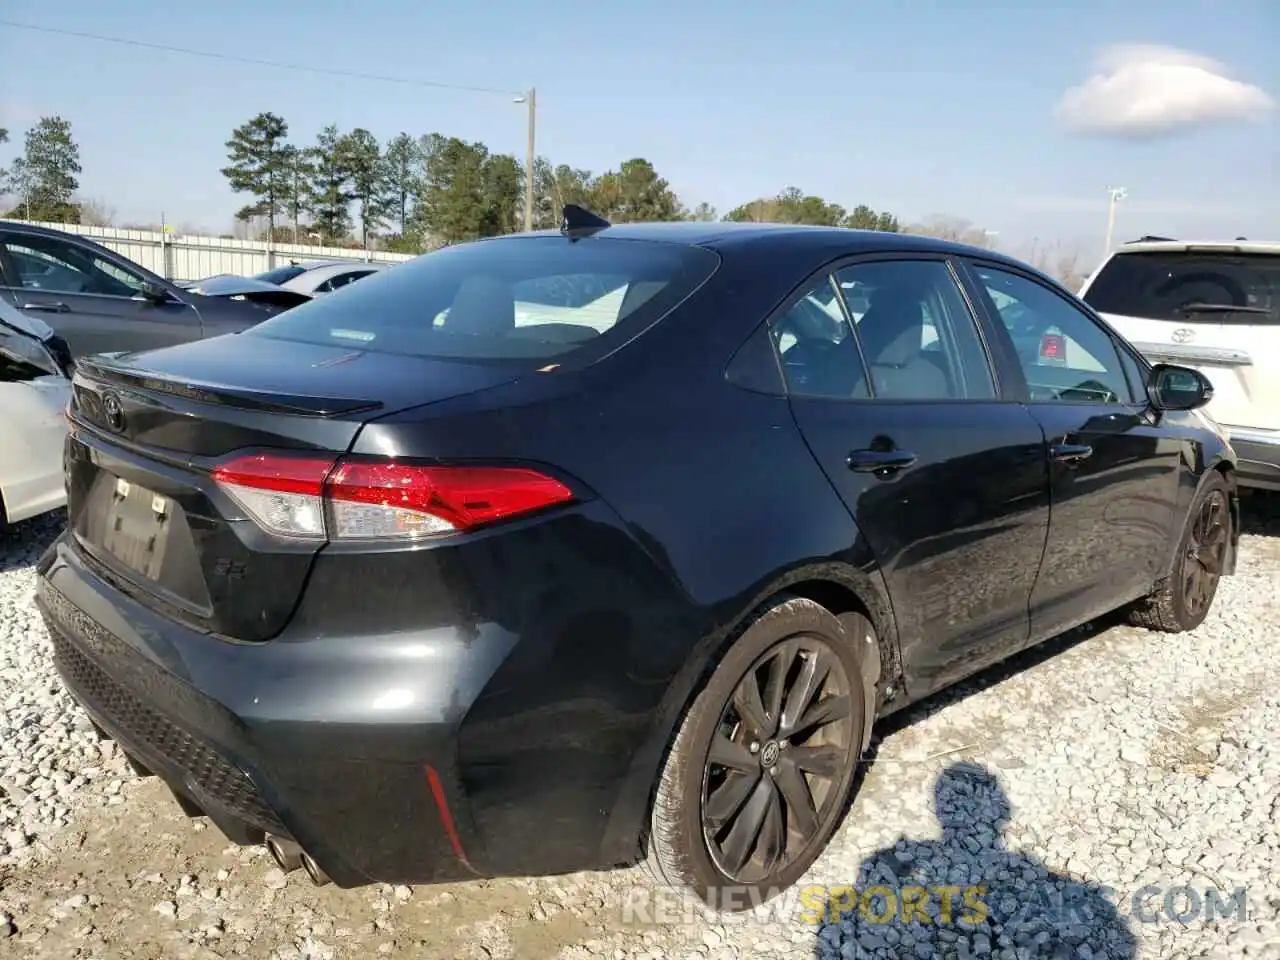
[346, 259, 898, 866]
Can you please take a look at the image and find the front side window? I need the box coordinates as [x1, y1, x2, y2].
[317, 270, 378, 294]
[92, 256, 147, 295]
[973, 264, 1133, 404]
[1, 235, 145, 298]
[836, 259, 996, 400]
[245, 236, 720, 363]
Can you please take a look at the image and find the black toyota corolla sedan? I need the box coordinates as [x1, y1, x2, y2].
[35, 209, 1238, 908]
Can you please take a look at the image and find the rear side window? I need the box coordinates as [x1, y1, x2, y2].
[1083, 251, 1280, 324]
[245, 237, 720, 363]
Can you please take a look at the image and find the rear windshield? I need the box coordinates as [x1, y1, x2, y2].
[254, 265, 308, 285]
[1083, 250, 1280, 324]
[243, 236, 720, 362]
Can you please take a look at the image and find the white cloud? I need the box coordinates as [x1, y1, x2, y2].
[1055, 44, 1274, 136]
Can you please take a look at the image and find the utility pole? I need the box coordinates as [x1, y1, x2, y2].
[1104, 186, 1128, 256]
[515, 88, 537, 232]
[292, 156, 301, 244]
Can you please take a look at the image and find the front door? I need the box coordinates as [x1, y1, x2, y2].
[773, 255, 1051, 697]
[0, 231, 200, 357]
[962, 260, 1183, 642]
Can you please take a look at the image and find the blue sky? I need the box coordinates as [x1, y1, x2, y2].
[2, 1, 1276, 265]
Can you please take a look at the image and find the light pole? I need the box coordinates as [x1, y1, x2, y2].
[513, 88, 536, 232]
[1104, 186, 1128, 256]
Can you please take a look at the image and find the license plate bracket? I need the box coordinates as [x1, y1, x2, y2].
[100, 476, 173, 581]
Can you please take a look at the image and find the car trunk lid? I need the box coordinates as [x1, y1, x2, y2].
[65, 337, 520, 641]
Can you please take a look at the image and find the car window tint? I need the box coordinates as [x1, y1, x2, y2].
[244, 237, 720, 363]
[974, 265, 1134, 404]
[4, 242, 92, 293]
[319, 273, 350, 293]
[769, 276, 869, 399]
[836, 259, 996, 400]
[2, 237, 139, 298]
[92, 256, 147, 294]
[1083, 250, 1280, 325]
[323, 270, 376, 293]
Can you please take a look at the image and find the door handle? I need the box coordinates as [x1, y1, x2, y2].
[22, 301, 70, 313]
[847, 449, 918, 475]
[1049, 443, 1093, 464]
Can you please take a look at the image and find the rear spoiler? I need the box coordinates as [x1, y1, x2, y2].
[74, 354, 384, 418]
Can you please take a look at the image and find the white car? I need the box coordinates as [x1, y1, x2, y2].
[1080, 238, 1280, 491]
[254, 260, 390, 297]
[0, 299, 72, 528]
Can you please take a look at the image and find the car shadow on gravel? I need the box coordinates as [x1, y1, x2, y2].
[1239, 490, 1280, 538]
[0, 512, 65, 574]
[810, 762, 1137, 960]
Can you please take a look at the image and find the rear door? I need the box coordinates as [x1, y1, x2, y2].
[0, 229, 201, 356]
[774, 254, 1051, 696]
[962, 259, 1184, 641]
[1080, 248, 1280, 434]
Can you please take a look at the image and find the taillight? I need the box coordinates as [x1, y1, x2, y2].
[212, 454, 332, 539]
[212, 453, 574, 541]
[1039, 333, 1065, 361]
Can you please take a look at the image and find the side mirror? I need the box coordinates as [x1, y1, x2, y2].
[140, 280, 175, 304]
[1147, 363, 1213, 411]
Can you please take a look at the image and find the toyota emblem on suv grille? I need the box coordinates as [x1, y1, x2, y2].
[1171, 327, 1195, 344]
[101, 391, 126, 432]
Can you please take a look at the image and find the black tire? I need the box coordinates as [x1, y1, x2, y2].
[644, 595, 875, 911]
[1128, 472, 1232, 633]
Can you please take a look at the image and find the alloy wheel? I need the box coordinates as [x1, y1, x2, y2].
[1182, 489, 1228, 619]
[700, 635, 855, 884]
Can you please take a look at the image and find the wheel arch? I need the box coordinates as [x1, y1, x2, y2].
[1159, 452, 1238, 583]
[1210, 457, 1240, 577]
[597, 560, 901, 867]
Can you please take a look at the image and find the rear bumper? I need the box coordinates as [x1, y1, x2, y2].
[34, 501, 695, 886]
[1225, 429, 1280, 492]
[36, 544, 480, 887]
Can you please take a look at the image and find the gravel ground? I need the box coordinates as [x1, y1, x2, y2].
[1, 496, 1278, 959]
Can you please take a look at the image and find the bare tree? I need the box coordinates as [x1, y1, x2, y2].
[1055, 248, 1086, 293]
[76, 196, 117, 226]
[905, 214, 996, 248]
[1016, 238, 1088, 293]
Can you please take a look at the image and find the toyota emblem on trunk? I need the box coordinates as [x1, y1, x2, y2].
[101, 391, 125, 432]
[1172, 327, 1195, 344]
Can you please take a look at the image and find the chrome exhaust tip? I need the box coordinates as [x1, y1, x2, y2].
[300, 851, 331, 887]
[264, 834, 303, 872]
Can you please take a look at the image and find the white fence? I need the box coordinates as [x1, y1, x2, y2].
[2, 219, 417, 282]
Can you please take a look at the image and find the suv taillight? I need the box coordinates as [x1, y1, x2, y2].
[212, 453, 574, 541]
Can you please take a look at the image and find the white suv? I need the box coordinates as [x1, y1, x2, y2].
[1079, 238, 1280, 491]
